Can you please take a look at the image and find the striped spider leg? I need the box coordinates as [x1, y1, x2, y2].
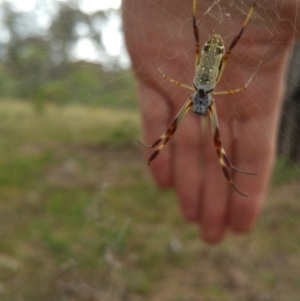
[137, 96, 193, 163]
[208, 100, 256, 197]
[138, 0, 258, 196]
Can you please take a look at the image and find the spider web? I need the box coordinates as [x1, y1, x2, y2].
[104, 4, 298, 301]
[124, 0, 300, 189]
[120, 4, 300, 298]
[0, 0, 300, 300]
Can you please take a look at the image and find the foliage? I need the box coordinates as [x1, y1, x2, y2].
[271, 156, 300, 184]
[0, 0, 136, 110]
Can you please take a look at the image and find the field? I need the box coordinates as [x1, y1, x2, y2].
[0, 100, 300, 301]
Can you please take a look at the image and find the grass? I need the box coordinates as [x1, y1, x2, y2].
[0, 99, 300, 301]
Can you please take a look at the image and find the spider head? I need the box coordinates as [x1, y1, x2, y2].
[191, 91, 211, 116]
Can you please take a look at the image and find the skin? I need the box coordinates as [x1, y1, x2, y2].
[122, 0, 300, 243]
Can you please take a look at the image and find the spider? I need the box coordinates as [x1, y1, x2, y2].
[138, 0, 258, 197]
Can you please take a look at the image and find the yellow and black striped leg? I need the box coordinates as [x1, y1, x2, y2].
[152, 61, 194, 91]
[217, 0, 258, 83]
[212, 70, 256, 95]
[138, 97, 193, 164]
[208, 100, 256, 197]
[192, 0, 200, 70]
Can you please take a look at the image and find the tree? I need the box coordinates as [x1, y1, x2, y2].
[278, 42, 300, 164]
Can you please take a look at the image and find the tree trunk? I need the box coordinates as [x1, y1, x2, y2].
[277, 41, 300, 164]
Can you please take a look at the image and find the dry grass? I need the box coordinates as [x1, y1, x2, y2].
[0, 100, 299, 301]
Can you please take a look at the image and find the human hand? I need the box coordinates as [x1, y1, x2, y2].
[122, 0, 299, 243]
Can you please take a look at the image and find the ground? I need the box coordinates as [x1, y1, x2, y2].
[0, 100, 299, 301]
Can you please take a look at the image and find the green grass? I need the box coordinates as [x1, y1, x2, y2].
[0, 99, 299, 301]
[272, 156, 300, 184]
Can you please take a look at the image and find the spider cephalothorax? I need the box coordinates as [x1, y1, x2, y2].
[191, 91, 211, 116]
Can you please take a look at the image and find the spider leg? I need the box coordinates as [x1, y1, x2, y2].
[152, 61, 194, 91]
[212, 70, 255, 95]
[217, 0, 258, 83]
[138, 96, 193, 165]
[192, 0, 200, 70]
[208, 100, 256, 197]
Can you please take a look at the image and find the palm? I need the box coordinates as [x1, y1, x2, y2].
[123, 0, 298, 243]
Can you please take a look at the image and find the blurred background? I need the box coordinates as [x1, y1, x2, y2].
[0, 0, 300, 300]
[0, 0, 135, 109]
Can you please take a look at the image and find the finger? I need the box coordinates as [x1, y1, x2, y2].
[173, 112, 203, 222]
[137, 85, 172, 187]
[200, 116, 231, 243]
[227, 114, 276, 232]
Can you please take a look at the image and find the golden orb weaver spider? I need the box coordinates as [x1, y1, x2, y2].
[138, 0, 258, 197]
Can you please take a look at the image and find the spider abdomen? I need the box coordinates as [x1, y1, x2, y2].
[193, 33, 225, 92]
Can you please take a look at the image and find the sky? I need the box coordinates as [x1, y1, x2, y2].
[2, 0, 121, 13]
[0, 0, 130, 68]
